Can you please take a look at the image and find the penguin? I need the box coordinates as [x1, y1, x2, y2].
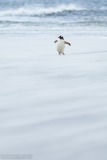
[54, 36, 71, 55]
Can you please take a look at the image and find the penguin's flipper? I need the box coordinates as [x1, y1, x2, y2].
[64, 41, 71, 46]
[54, 40, 58, 43]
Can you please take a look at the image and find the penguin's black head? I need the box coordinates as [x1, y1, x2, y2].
[58, 35, 64, 40]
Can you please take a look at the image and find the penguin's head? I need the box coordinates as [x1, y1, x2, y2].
[58, 35, 64, 40]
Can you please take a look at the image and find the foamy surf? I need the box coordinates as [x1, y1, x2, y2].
[0, 0, 107, 36]
[0, 4, 85, 16]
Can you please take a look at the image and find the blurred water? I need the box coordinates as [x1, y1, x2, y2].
[0, 36, 107, 160]
[0, 0, 107, 35]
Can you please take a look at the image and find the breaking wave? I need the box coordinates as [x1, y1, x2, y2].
[0, 4, 85, 17]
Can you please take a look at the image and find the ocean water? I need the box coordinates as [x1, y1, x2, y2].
[0, 0, 107, 36]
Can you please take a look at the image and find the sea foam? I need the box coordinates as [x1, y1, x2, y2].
[0, 4, 85, 17]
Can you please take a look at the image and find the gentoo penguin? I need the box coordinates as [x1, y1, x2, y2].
[54, 36, 71, 55]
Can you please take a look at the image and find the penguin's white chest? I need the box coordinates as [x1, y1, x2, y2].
[57, 40, 65, 53]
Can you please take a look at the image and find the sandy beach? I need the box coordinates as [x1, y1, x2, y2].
[0, 35, 107, 160]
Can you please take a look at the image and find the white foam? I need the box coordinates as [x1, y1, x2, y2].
[0, 4, 85, 17]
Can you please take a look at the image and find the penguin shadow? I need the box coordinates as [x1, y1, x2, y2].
[72, 50, 107, 55]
